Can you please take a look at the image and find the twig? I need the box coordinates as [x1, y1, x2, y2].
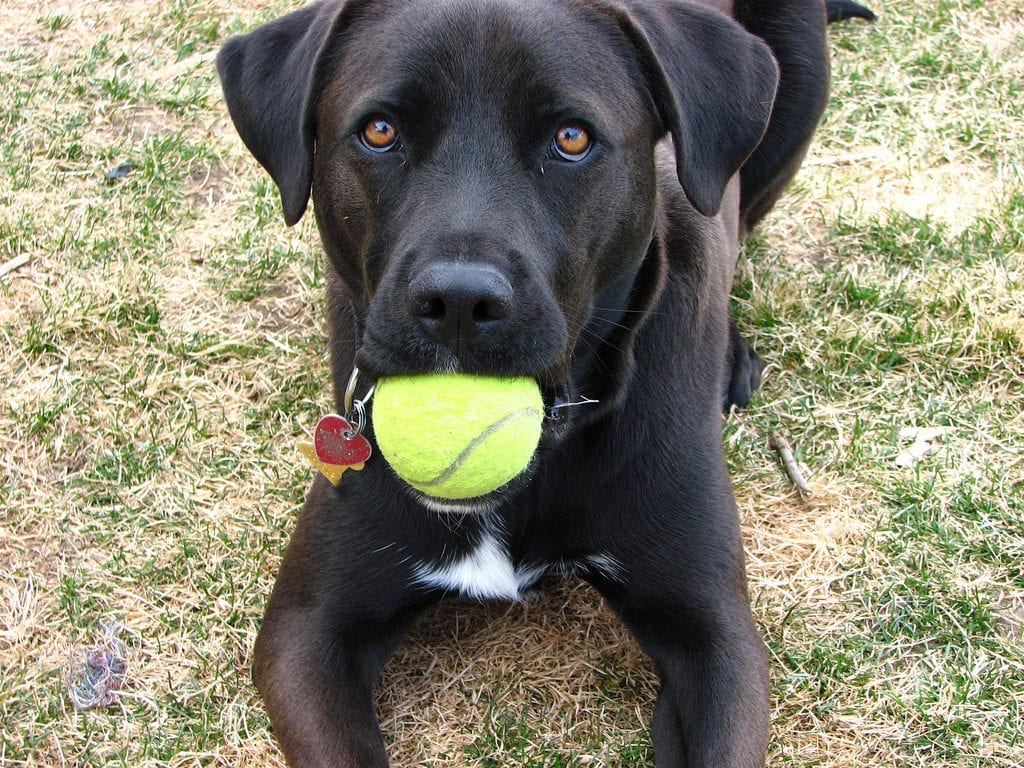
[770, 433, 813, 496]
[0, 254, 30, 278]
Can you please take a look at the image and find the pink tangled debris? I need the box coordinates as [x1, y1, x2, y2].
[62, 620, 128, 710]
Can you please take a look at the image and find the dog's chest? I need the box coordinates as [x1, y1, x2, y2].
[412, 532, 543, 601]
[410, 529, 622, 601]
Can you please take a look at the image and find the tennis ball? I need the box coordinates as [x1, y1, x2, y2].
[372, 373, 544, 500]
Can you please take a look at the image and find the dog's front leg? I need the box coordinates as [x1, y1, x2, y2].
[253, 477, 434, 768]
[610, 580, 768, 767]
[592, 489, 769, 767]
[645, 630, 769, 768]
[723, 319, 765, 410]
[254, 613, 404, 767]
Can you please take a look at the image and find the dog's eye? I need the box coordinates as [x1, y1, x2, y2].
[552, 124, 592, 161]
[360, 117, 400, 152]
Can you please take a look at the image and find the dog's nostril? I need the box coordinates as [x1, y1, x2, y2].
[420, 297, 446, 321]
[472, 295, 511, 324]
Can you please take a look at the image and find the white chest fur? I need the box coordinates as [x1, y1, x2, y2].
[412, 532, 545, 601]
[410, 528, 623, 601]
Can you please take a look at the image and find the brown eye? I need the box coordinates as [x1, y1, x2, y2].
[553, 124, 592, 160]
[361, 117, 399, 152]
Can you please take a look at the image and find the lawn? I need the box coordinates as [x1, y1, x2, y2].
[1, 0, 1021, 766]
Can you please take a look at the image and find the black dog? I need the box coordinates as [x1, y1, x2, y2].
[217, 0, 869, 765]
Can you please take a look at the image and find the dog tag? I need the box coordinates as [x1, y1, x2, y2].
[298, 414, 372, 486]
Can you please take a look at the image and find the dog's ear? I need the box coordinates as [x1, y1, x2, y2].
[216, 1, 344, 226]
[614, 1, 780, 217]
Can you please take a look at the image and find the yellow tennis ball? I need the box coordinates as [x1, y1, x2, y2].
[372, 374, 544, 500]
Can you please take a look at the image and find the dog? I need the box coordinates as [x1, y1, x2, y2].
[217, 0, 870, 765]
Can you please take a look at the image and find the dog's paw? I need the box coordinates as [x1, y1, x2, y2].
[723, 324, 765, 411]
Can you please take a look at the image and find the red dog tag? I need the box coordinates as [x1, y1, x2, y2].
[298, 414, 372, 486]
[314, 414, 372, 466]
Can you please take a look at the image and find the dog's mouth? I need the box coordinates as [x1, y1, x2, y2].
[409, 493, 502, 516]
[540, 379, 595, 448]
[369, 377, 593, 516]
[355, 348, 592, 449]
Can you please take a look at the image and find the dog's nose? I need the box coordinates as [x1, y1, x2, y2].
[406, 262, 513, 346]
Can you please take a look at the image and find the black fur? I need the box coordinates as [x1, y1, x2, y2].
[216, 0, 869, 765]
[826, 0, 877, 23]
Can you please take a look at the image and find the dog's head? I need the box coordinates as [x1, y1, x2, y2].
[218, 0, 777, 430]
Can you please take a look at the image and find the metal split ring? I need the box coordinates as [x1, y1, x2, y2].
[342, 367, 375, 439]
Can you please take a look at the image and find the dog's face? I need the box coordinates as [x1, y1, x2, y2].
[218, 0, 778, 426]
[312, 0, 663, 399]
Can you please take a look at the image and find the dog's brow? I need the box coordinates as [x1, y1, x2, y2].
[536, 99, 611, 139]
[340, 89, 430, 132]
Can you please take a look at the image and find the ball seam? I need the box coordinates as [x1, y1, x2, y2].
[406, 407, 543, 489]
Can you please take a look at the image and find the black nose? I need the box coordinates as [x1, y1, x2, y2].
[406, 262, 513, 347]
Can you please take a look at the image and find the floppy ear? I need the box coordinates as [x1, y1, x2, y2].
[615, 1, 780, 217]
[216, 1, 344, 226]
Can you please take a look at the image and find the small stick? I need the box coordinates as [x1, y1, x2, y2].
[0, 254, 30, 278]
[770, 433, 813, 496]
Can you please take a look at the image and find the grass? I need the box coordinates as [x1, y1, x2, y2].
[1, 0, 1021, 766]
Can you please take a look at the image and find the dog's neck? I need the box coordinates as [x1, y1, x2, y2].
[570, 235, 667, 424]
